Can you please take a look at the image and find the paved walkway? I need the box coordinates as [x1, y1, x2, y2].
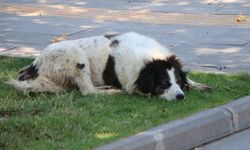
[199, 128, 250, 150]
[0, 0, 250, 73]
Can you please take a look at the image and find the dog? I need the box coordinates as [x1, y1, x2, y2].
[7, 32, 211, 101]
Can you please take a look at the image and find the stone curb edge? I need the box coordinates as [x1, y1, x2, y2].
[95, 96, 250, 150]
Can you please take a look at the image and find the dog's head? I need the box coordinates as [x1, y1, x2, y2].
[135, 55, 189, 101]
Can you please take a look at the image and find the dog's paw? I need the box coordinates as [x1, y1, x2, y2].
[80, 88, 96, 96]
[197, 84, 212, 91]
[96, 85, 114, 90]
[96, 88, 122, 95]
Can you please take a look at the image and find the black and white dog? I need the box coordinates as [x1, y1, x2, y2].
[8, 32, 210, 101]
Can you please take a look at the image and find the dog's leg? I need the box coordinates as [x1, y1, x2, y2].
[7, 76, 64, 95]
[75, 78, 95, 95]
[126, 81, 136, 94]
[74, 64, 96, 96]
[187, 78, 212, 91]
[75, 75, 96, 95]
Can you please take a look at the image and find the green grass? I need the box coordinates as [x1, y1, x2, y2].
[0, 56, 250, 150]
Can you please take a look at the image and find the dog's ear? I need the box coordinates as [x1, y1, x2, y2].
[166, 55, 183, 68]
[135, 69, 155, 94]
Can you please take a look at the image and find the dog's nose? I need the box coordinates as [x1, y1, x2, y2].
[176, 94, 184, 100]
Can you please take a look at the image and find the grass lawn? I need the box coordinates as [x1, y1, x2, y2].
[0, 56, 250, 150]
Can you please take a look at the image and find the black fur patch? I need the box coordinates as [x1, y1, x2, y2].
[175, 68, 189, 90]
[104, 33, 119, 39]
[135, 57, 188, 95]
[76, 63, 85, 69]
[102, 55, 122, 89]
[18, 64, 38, 81]
[110, 39, 119, 48]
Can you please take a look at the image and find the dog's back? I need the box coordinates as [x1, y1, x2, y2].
[110, 32, 172, 92]
[7, 35, 111, 95]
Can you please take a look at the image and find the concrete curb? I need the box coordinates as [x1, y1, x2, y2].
[95, 96, 250, 150]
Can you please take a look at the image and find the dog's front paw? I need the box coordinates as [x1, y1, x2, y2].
[80, 88, 96, 96]
[197, 84, 212, 91]
[96, 88, 122, 95]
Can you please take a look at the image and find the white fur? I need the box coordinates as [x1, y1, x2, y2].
[38, 35, 111, 86]
[7, 32, 210, 100]
[8, 35, 111, 95]
[112, 32, 171, 93]
[160, 68, 184, 100]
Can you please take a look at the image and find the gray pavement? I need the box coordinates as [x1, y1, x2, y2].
[199, 128, 250, 150]
[0, 0, 250, 72]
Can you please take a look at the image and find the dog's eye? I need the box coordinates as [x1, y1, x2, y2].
[160, 81, 171, 89]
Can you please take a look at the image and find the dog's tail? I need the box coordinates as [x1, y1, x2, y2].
[7, 76, 64, 95]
